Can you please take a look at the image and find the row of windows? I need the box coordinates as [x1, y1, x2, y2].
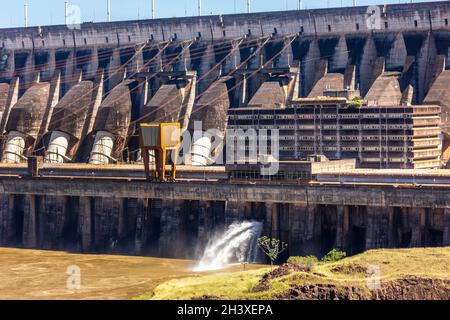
[231, 170, 312, 181]
[229, 114, 416, 120]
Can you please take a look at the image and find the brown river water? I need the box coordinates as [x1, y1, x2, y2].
[0, 248, 265, 300]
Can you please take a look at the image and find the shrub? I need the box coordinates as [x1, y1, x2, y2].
[287, 255, 318, 271]
[321, 249, 347, 263]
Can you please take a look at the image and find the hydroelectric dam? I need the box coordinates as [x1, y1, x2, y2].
[1, 1, 450, 260]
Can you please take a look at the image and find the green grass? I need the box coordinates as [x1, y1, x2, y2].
[135, 247, 450, 300]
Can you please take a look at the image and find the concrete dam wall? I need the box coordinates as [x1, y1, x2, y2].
[0, 2, 450, 260]
[0, 177, 449, 259]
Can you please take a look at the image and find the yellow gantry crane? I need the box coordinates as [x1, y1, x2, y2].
[139, 123, 181, 182]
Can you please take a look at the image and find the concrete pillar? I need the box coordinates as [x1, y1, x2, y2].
[63, 50, 76, 91]
[196, 44, 218, 94]
[365, 206, 391, 250]
[196, 201, 212, 255]
[275, 38, 293, 69]
[22, 195, 37, 248]
[410, 208, 425, 247]
[0, 76, 19, 134]
[21, 51, 35, 92]
[263, 202, 274, 237]
[134, 198, 150, 255]
[86, 47, 99, 78]
[79, 69, 104, 147]
[302, 39, 320, 97]
[137, 76, 149, 112]
[92, 197, 122, 251]
[159, 199, 187, 258]
[0, 49, 15, 79]
[417, 32, 438, 103]
[271, 203, 280, 239]
[222, 40, 241, 75]
[359, 36, 378, 96]
[79, 196, 93, 251]
[330, 36, 349, 73]
[387, 208, 396, 248]
[34, 70, 61, 149]
[386, 33, 406, 72]
[335, 205, 349, 251]
[0, 194, 14, 245]
[224, 201, 246, 225]
[107, 48, 123, 91]
[5, 195, 15, 244]
[126, 48, 144, 76]
[444, 209, 450, 246]
[41, 49, 56, 81]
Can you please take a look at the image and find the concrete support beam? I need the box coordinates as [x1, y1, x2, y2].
[386, 33, 407, 71]
[0, 194, 15, 245]
[359, 36, 378, 96]
[20, 52, 35, 93]
[302, 39, 320, 97]
[34, 70, 61, 150]
[134, 198, 150, 254]
[196, 200, 212, 255]
[79, 69, 104, 147]
[221, 40, 241, 75]
[0, 77, 19, 134]
[444, 209, 450, 246]
[417, 32, 438, 103]
[107, 48, 123, 91]
[410, 208, 425, 247]
[0, 49, 15, 79]
[330, 36, 348, 72]
[196, 44, 218, 94]
[365, 206, 392, 250]
[40, 49, 56, 81]
[335, 205, 349, 251]
[79, 196, 93, 251]
[158, 199, 187, 258]
[22, 194, 37, 248]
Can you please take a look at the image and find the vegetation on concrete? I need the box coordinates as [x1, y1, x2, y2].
[137, 247, 450, 300]
[346, 96, 364, 108]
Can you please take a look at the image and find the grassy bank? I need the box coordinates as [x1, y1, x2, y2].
[136, 247, 450, 300]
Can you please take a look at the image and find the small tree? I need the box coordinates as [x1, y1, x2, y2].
[257, 236, 288, 270]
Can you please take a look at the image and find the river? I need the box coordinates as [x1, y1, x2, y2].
[0, 248, 265, 300]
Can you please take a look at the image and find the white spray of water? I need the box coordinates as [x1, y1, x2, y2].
[193, 220, 263, 272]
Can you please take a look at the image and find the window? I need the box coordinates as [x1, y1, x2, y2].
[445, 19, 449, 26]
[384, 22, 388, 29]
[328, 25, 331, 32]
[356, 23, 360, 31]
[414, 20, 418, 28]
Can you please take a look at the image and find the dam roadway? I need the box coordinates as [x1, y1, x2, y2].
[0, 173, 450, 209]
